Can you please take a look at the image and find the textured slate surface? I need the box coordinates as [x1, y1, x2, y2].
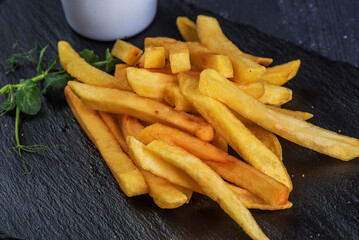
[185, 0, 359, 68]
[1, 0, 359, 239]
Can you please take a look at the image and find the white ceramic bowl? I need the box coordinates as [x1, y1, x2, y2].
[61, 0, 157, 41]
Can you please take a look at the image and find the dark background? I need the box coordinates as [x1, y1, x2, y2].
[1, 0, 359, 240]
[186, 0, 359, 67]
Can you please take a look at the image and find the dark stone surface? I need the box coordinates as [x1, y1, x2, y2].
[185, 0, 359, 68]
[0, 0, 358, 239]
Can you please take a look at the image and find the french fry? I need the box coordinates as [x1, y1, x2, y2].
[198, 68, 359, 161]
[111, 39, 143, 65]
[211, 131, 228, 152]
[144, 37, 191, 73]
[179, 72, 292, 189]
[258, 82, 293, 106]
[68, 81, 214, 142]
[98, 111, 129, 154]
[126, 67, 177, 99]
[261, 60, 301, 85]
[114, 64, 133, 92]
[140, 169, 188, 209]
[176, 16, 200, 42]
[137, 123, 290, 205]
[196, 15, 267, 83]
[172, 184, 193, 203]
[146, 140, 269, 240]
[127, 136, 202, 192]
[64, 86, 148, 197]
[247, 125, 282, 161]
[163, 84, 197, 113]
[58, 41, 82, 71]
[235, 81, 265, 99]
[267, 105, 313, 120]
[186, 42, 233, 78]
[144, 47, 166, 69]
[119, 115, 145, 139]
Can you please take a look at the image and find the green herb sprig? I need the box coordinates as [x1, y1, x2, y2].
[1, 42, 122, 174]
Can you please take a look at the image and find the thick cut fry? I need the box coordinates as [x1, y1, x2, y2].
[144, 37, 191, 73]
[186, 42, 233, 78]
[163, 84, 197, 113]
[267, 105, 313, 120]
[119, 115, 145, 139]
[144, 47, 166, 68]
[176, 17, 200, 42]
[172, 184, 193, 203]
[126, 67, 177, 99]
[140, 169, 187, 209]
[179, 72, 292, 189]
[247, 125, 282, 161]
[127, 136, 202, 192]
[138, 123, 290, 205]
[98, 111, 129, 154]
[196, 15, 267, 83]
[147, 140, 269, 240]
[66, 58, 125, 89]
[68, 81, 214, 142]
[226, 183, 292, 210]
[235, 82, 265, 99]
[111, 39, 143, 65]
[114, 64, 133, 91]
[258, 82, 293, 106]
[199, 69, 359, 161]
[211, 131, 228, 152]
[261, 60, 301, 85]
[64, 86, 147, 197]
[58, 41, 82, 71]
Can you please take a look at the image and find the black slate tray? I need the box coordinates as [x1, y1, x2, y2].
[1, 1, 359, 240]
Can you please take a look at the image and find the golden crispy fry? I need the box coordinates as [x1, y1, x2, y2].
[98, 111, 129, 154]
[68, 81, 214, 142]
[235, 82, 265, 99]
[146, 140, 269, 240]
[66, 58, 124, 89]
[144, 47, 166, 68]
[172, 184, 193, 203]
[179, 72, 292, 189]
[267, 105, 313, 120]
[226, 183, 292, 210]
[140, 169, 188, 209]
[262, 60, 301, 85]
[138, 123, 290, 205]
[211, 131, 228, 152]
[199, 68, 359, 161]
[176, 16, 200, 42]
[196, 15, 267, 83]
[163, 84, 198, 113]
[111, 39, 143, 65]
[114, 64, 133, 92]
[144, 37, 191, 73]
[127, 136, 202, 192]
[58, 41, 82, 71]
[64, 86, 147, 197]
[186, 42, 233, 78]
[247, 125, 282, 161]
[135, 54, 145, 68]
[119, 115, 145, 139]
[126, 67, 177, 99]
[258, 82, 293, 106]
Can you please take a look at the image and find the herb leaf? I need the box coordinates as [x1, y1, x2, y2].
[79, 49, 99, 65]
[16, 79, 41, 115]
[42, 72, 72, 94]
[105, 48, 122, 72]
[3, 42, 39, 74]
[0, 85, 16, 115]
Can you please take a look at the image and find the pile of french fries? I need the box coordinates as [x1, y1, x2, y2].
[60, 15, 359, 240]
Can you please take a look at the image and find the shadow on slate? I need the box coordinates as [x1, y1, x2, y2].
[0, 0, 359, 240]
